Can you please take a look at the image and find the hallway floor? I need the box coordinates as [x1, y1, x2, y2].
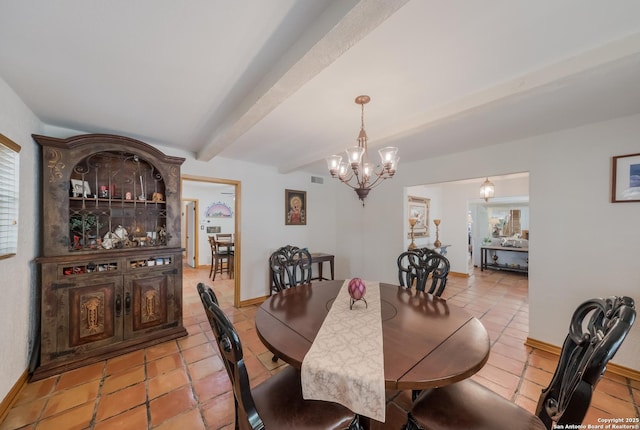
[1, 266, 638, 429]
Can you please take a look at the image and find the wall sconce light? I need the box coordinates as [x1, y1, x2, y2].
[480, 177, 495, 202]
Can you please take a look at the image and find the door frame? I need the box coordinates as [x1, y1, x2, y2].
[183, 199, 198, 268]
[181, 174, 241, 308]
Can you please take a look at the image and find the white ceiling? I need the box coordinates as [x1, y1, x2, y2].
[1, 1, 640, 175]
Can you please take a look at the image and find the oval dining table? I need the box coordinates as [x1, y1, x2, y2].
[255, 280, 490, 391]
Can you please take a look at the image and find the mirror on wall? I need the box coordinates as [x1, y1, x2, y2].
[488, 208, 525, 238]
[483, 205, 529, 240]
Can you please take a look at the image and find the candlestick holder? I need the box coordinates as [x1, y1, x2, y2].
[408, 217, 417, 250]
[433, 219, 441, 248]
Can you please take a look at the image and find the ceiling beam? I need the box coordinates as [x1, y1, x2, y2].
[195, 0, 410, 162]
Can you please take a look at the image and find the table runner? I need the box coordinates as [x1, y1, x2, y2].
[301, 279, 385, 422]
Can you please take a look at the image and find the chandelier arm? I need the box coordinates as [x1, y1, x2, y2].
[364, 174, 387, 190]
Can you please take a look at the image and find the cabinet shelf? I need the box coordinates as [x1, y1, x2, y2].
[70, 197, 167, 204]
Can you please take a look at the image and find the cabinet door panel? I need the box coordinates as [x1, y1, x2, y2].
[60, 278, 124, 353]
[125, 272, 176, 338]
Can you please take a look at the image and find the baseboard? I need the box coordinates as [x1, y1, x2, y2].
[240, 295, 268, 307]
[449, 271, 469, 278]
[525, 337, 640, 381]
[0, 369, 29, 424]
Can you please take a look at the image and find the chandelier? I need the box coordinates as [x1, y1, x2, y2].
[480, 177, 495, 202]
[326, 95, 399, 205]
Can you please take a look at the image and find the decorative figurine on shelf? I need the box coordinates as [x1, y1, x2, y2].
[433, 219, 442, 248]
[152, 192, 163, 202]
[157, 225, 167, 245]
[114, 225, 128, 241]
[348, 278, 367, 309]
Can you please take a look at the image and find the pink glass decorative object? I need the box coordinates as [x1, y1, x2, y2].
[348, 278, 368, 309]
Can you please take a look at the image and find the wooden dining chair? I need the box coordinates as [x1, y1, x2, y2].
[209, 236, 233, 281]
[397, 248, 450, 297]
[269, 245, 312, 294]
[196, 283, 363, 430]
[403, 296, 636, 430]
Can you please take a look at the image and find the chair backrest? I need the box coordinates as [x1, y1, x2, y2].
[208, 236, 219, 255]
[535, 296, 636, 428]
[217, 233, 233, 241]
[196, 283, 264, 430]
[397, 248, 450, 296]
[269, 245, 312, 293]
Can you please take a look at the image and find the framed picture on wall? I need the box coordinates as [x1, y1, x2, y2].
[611, 153, 640, 203]
[285, 189, 306, 225]
[408, 195, 430, 237]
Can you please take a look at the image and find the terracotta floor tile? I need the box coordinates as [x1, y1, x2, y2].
[0, 398, 46, 429]
[192, 370, 232, 402]
[13, 377, 56, 406]
[187, 354, 225, 381]
[177, 331, 209, 350]
[95, 382, 146, 422]
[153, 408, 206, 430]
[148, 368, 189, 400]
[147, 352, 184, 379]
[146, 340, 180, 361]
[101, 364, 146, 395]
[55, 362, 104, 391]
[524, 363, 553, 385]
[104, 349, 145, 375]
[149, 385, 197, 426]
[94, 404, 148, 430]
[181, 342, 216, 364]
[590, 390, 637, 418]
[201, 391, 235, 429]
[487, 351, 525, 376]
[37, 401, 95, 430]
[476, 363, 520, 393]
[518, 378, 545, 402]
[41, 379, 100, 418]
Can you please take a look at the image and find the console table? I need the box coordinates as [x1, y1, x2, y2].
[480, 246, 528, 274]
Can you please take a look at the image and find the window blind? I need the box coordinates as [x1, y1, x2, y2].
[0, 134, 20, 259]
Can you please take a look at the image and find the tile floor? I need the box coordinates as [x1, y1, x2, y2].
[1, 265, 638, 429]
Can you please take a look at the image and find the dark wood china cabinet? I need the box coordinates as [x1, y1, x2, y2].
[32, 133, 187, 380]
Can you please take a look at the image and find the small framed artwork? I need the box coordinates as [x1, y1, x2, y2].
[285, 189, 306, 225]
[408, 195, 430, 237]
[70, 179, 91, 197]
[611, 153, 640, 203]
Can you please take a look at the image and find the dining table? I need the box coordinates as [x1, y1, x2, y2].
[255, 280, 490, 393]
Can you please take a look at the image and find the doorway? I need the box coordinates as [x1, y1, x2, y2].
[181, 175, 241, 307]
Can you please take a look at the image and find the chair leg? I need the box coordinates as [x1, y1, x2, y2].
[213, 257, 219, 281]
[403, 413, 423, 430]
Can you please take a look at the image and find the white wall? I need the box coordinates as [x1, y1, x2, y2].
[334, 113, 640, 371]
[152, 149, 339, 302]
[0, 77, 42, 401]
